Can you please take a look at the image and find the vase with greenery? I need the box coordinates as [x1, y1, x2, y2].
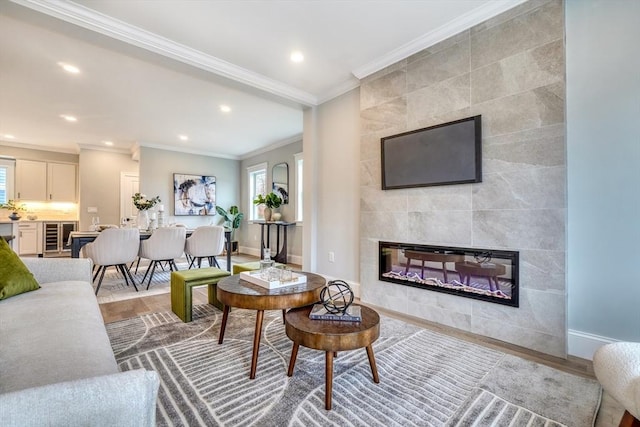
[253, 192, 282, 221]
[0, 200, 26, 220]
[132, 193, 161, 229]
[215, 205, 244, 242]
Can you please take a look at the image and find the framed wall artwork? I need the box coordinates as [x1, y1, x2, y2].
[173, 174, 216, 216]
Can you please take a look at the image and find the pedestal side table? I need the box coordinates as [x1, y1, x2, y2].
[285, 304, 380, 410]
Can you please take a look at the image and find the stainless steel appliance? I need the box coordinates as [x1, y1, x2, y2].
[43, 221, 77, 257]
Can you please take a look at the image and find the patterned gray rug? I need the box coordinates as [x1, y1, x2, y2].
[95, 260, 193, 304]
[106, 306, 600, 427]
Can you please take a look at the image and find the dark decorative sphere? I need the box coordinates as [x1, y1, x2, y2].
[320, 280, 354, 314]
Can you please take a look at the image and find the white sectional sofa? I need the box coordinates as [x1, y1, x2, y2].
[0, 258, 159, 426]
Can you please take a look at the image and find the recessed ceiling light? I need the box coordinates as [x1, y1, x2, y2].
[178, 135, 189, 141]
[3, 134, 15, 139]
[58, 62, 80, 74]
[103, 141, 114, 146]
[220, 105, 231, 113]
[290, 51, 304, 63]
[60, 115, 77, 122]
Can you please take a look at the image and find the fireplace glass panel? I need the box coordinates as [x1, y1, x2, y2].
[379, 242, 519, 307]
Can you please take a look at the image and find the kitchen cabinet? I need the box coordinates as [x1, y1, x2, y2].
[18, 222, 42, 255]
[15, 160, 77, 202]
[47, 162, 77, 201]
[16, 160, 47, 201]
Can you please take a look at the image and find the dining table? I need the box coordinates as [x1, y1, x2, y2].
[68, 228, 232, 272]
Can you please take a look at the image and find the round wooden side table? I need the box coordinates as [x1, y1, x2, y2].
[285, 304, 380, 410]
[217, 272, 326, 379]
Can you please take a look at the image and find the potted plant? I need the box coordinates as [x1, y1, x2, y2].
[253, 192, 282, 222]
[0, 200, 27, 221]
[215, 205, 244, 251]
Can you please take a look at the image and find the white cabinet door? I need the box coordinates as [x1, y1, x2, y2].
[47, 163, 77, 202]
[16, 160, 47, 201]
[18, 223, 38, 255]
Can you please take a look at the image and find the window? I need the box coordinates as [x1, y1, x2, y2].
[0, 159, 15, 204]
[248, 162, 267, 220]
[294, 153, 303, 222]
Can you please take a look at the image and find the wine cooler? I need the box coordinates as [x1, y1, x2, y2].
[43, 221, 77, 257]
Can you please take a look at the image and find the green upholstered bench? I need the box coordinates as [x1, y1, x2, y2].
[232, 261, 284, 275]
[171, 267, 231, 322]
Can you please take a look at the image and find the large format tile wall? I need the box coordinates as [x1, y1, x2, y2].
[359, 0, 566, 357]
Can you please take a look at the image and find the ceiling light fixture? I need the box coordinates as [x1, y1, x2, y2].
[220, 105, 231, 113]
[58, 62, 80, 74]
[60, 115, 77, 122]
[3, 134, 15, 139]
[290, 51, 304, 63]
[178, 135, 189, 141]
[103, 141, 114, 146]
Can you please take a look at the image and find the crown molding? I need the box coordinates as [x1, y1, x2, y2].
[0, 140, 79, 154]
[136, 142, 240, 160]
[77, 143, 131, 155]
[10, 0, 318, 106]
[316, 78, 361, 105]
[239, 133, 303, 160]
[352, 0, 529, 79]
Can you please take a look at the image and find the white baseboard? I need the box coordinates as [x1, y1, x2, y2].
[568, 329, 617, 360]
[239, 246, 260, 258]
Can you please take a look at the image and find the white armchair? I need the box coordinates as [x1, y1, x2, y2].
[184, 226, 225, 269]
[138, 227, 186, 289]
[83, 228, 140, 295]
[593, 342, 640, 426]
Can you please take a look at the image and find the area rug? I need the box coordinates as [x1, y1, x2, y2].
[105, 306, 601, 427]
[96, 259, 229, 304]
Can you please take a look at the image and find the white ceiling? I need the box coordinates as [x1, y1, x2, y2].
[0, 0, 525, 159]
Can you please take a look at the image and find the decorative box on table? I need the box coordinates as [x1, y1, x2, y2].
[239, 271, 307, 289]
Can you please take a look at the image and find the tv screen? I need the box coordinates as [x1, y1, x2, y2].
[381, 115, 482, 190]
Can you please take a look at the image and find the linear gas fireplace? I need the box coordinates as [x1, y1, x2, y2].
[379, 242, 519, 307]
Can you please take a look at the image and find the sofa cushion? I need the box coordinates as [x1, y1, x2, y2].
[0, 280, 119, 394]
[0, 370, 160, 427]
[0, 237, 40, 300]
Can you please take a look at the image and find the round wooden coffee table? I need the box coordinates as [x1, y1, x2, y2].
[285, 304, 380, 410]
[217, 272, 326, 379]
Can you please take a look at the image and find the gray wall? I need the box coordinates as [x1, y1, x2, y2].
[359, 0, 567, 357]
[239, 140, 303, 261]
[302, 90, 361, 286]
[139, 146, 240, 230]
[314, 90, 361, 281]
[566, 0, 640, 344]
[78, 149, 138, 230]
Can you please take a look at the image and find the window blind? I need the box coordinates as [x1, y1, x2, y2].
[0, 166, 7, 204]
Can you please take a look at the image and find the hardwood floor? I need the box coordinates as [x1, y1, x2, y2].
[99, 264, 625, 426]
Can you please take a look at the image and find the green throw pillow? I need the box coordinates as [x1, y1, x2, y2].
[0, 237, 40, 300]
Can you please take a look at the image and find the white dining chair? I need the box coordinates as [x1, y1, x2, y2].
[83, 228, 140, 295]
[184, 225, 225, 269]
[138, 227, 186, 289]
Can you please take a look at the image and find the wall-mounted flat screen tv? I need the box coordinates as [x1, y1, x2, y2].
[381, 115, 482, 190]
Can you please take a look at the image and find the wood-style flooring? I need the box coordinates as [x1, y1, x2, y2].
[99, 262, 624, 427]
